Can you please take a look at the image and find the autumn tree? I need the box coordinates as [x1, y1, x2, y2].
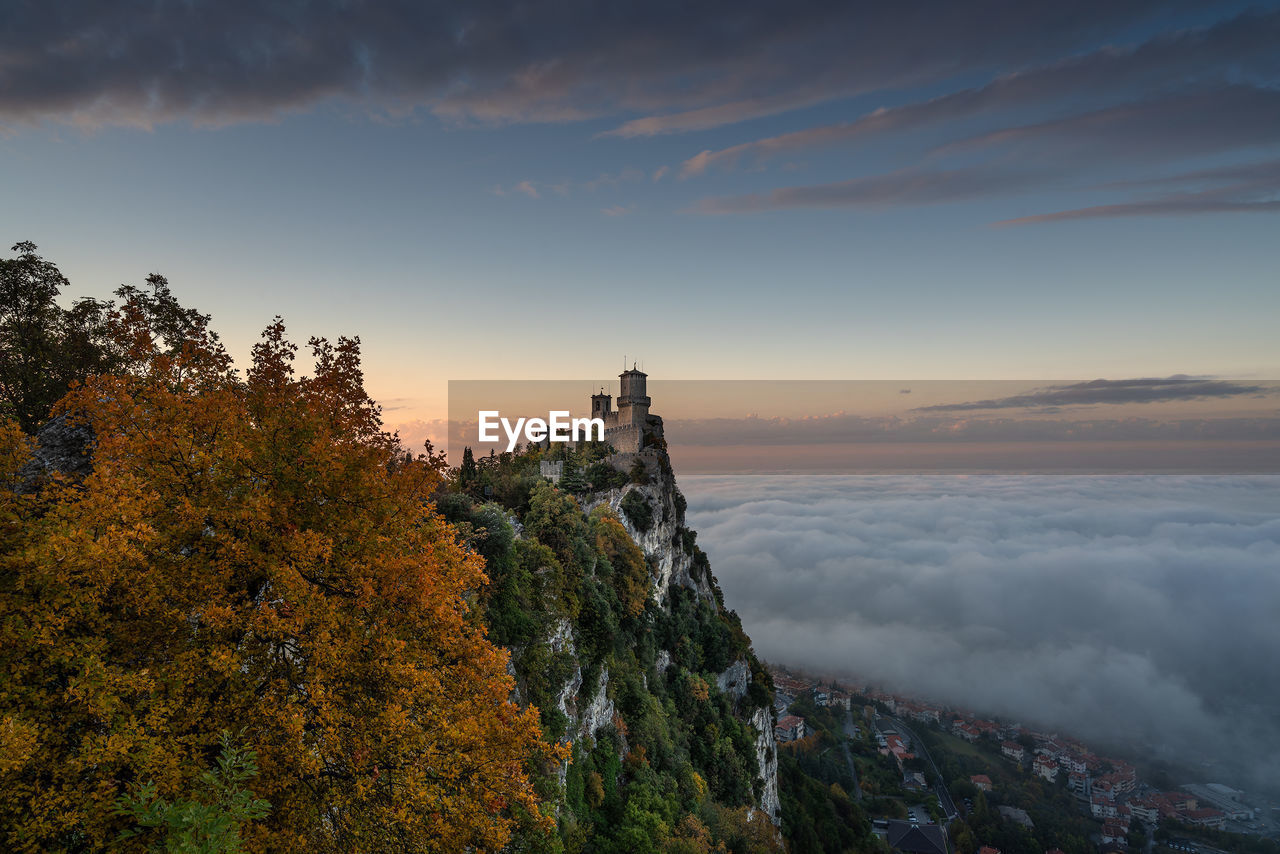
[0, 306, 560, 852]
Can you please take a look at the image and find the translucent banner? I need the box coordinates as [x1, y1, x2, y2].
[447, 377, 1280, 474]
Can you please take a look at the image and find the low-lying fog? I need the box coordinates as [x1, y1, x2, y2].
[684, 475, 1280, 797]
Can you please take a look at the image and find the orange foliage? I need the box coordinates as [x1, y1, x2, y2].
[590, 506, 650, 619]
[0, 315, 562, 851]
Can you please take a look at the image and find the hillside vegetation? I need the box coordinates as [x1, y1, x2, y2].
[0, 242, 875, 853]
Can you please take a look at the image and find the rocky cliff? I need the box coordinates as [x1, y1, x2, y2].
[442, 442, 783, 849]
[585, 454, 781, 823]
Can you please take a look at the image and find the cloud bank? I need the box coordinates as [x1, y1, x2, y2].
[0, 1, 1218, 129]
[8, 2, 1279, 225]
[685, 475, 1280, 795]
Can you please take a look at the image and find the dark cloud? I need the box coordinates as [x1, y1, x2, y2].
[943, 85, 1280, 162]
[9, 2, 1278, 226]
[0, 1, 1213, 128]
[685, 475, 1280, 795]
[996, 158, 1280, 225]
[1103, 157, 1280, 191]
[679, 9, 1280, 176]
[689, 165, 1042, 213]
[914, 376, 1269, 411]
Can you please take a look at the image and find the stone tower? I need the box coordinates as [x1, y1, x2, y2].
[591, 388, 613, 420]
[617, 365, 650, 428]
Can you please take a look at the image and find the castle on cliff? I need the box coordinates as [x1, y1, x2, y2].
[591, 365, 664, 455]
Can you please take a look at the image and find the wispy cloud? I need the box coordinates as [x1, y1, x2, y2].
[513, 179, 540, 198]
[690, 165, 1041, 213]
[941, 85, 1280, 162]
[914, 376, 1269, 412]
[996, 197, 1280, 226]
[677, 10, 1280, 177]
[996, 158, 1280, 225]
[583, 166, 645, 192]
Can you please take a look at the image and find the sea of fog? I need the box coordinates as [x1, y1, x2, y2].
[682, 475, 1280, 796]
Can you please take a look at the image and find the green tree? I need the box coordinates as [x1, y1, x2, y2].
[0, 241, 211, 433]
[558, 465, 588, 493]
[951, 819, 978, 854]
[0, 242, 111, 432]
[620, 490, 654, 532]
[460, 446, 479, 487]
[114, 731, 271, 854]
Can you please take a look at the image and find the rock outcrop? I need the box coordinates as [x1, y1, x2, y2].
[581, 450, 780, 824]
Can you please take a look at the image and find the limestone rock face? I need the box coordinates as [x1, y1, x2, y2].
[577, 668, 615, 741]
[585, 467, 715, 608]
[544, 616, 617, 748]
[717, 658, 751, 703]
[580, 455, 781, 824]
[751, 705, 782, 823]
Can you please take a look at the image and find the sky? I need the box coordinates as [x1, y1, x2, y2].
[684, 474, 1280, 796]
[2, 0, 1279, 434]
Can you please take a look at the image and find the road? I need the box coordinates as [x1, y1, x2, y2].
[841, 709, 864, 801]
[883, 715, 958, 823]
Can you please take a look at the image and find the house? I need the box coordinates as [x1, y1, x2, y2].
[1127, 799, 1160, 824]
[1091, 793, 1119, 819]
[1059, 754, 1088, 775]
[775, 714, 806, 743]
[1186, 809, 1225, 829]
[970, 774, 993, 793]
[886, 820, 949, 854]
[1033, 754, 1059, 782]
[1097, 769, 1136, 796]
[883, 733, 914, 762]
[1101, 822, 1129, 846]
[1001, 742, 1025, 762]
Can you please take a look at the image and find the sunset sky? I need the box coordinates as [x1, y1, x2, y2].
[3, 1, 1278, 434]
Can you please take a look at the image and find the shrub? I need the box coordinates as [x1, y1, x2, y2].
[621, 490, 655, 532]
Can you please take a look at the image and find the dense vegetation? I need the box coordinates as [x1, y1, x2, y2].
[0, 244, 556, 851]
[0, 241, 886, 853]
[439, 445, 785, 852]
[772, 697, 877, 854]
